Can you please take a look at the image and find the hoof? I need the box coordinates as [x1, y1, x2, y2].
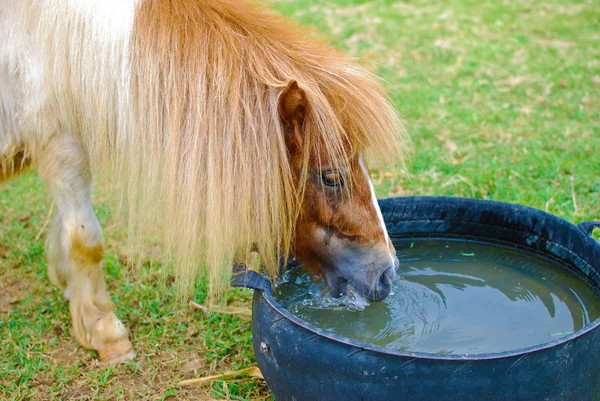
[97, 339, 136, 364]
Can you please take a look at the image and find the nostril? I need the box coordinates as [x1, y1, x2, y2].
[367, 271, 393, 302]
[381, 266, 396, 284]
[368, 266, 395, 303]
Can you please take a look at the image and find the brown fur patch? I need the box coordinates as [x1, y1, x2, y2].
[294, 156, 385, 247]
[69, 235, 105, 266]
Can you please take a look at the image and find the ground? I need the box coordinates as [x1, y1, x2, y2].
[1, 0, 599, 399]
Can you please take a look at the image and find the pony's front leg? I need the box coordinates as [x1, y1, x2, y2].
[38, 134, 134, 364]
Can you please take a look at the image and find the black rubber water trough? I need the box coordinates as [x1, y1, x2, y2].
[232, 196, 600, 401]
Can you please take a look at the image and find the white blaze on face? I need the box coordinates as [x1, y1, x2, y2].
[359, 155, 395, 267]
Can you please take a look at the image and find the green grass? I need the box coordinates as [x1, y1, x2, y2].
[1, 0, 599, 399]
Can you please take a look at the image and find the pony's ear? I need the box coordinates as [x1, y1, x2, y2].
[278, 80, 308, 126]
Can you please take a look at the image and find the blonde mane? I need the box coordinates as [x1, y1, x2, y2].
[23, 0, 406, 301]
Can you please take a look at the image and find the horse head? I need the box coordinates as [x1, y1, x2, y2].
[279, 80, 399, 302]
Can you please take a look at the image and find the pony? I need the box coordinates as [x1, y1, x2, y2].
[0, 0, 407, 364]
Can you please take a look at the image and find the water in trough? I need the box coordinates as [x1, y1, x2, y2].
[273, 239, 600, 355]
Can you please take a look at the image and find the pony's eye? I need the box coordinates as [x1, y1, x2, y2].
[321, 171, 344, 187]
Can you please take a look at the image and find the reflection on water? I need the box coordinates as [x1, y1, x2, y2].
[273, 239, 600, 355]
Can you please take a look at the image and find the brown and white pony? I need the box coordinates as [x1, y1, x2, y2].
[0, 0, 406, 363]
